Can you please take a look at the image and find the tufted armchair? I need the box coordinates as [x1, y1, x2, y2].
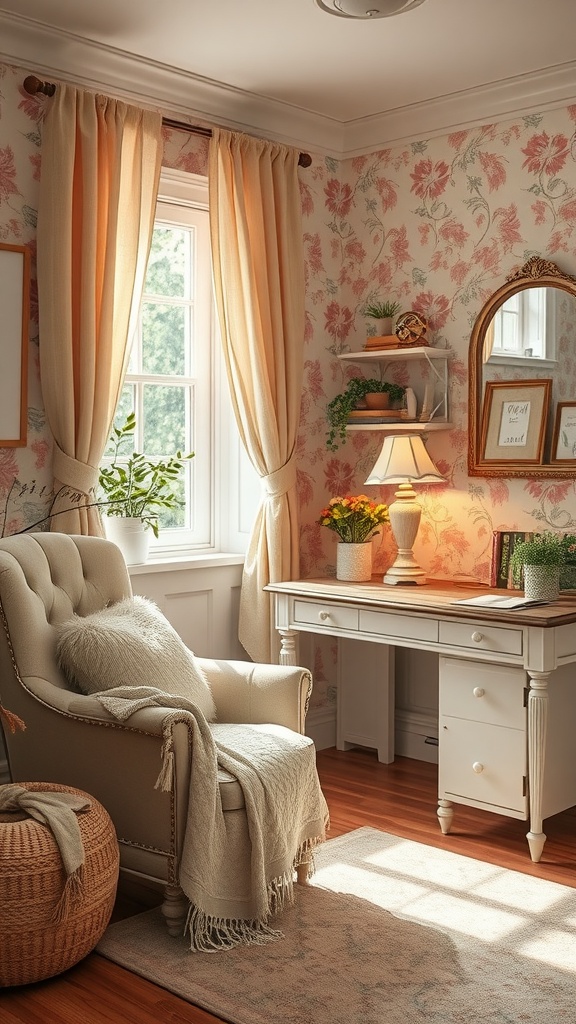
[0, 533, 314, 934]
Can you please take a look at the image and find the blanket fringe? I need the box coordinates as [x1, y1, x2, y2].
[0, 702, 26, 734]
[52, 865, 85, 924]
[186, 902, 284, 953]
[155, 728, 174, 792]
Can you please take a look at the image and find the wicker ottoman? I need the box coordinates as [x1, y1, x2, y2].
[0, 782, 119, 987]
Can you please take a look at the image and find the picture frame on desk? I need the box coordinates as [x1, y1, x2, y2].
[551, 402, 576, 464]
[480, 380, 551, 465]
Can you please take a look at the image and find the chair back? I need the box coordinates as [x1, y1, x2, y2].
[0, 533, 131, 741]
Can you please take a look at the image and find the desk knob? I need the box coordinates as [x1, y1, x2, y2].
[318, 611, 329, 621]
[472, 761, 484, 774]
[471, 631, 484, 644]
[473, 687, 485, 698]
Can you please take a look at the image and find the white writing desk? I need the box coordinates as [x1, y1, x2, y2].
[266, 578, 576, 862]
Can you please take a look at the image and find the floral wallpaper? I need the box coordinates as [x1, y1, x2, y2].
[2, 58, 576, 711]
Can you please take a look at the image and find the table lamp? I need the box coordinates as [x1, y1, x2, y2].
[365, 433, 445, 585]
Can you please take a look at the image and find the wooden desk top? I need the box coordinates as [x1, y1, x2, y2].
[265, 577, 576, 628]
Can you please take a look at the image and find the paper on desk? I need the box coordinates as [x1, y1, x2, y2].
[453, 595, 551, 609]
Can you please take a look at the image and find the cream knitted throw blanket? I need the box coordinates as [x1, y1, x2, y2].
[95, 686, 329, 951]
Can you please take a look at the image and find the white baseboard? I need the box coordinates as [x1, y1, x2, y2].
[395, 708, 439, 764]
[306, 706, 336, 752]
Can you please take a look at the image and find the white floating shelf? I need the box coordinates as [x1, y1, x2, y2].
[338, 346, 449, 363]
[346, 420, 452, 433]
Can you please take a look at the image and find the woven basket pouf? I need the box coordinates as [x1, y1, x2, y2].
[0, 781, 119, 987]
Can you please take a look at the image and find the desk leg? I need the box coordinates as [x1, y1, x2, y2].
[437, 799, 454, 834]
[278, 627, 298, 667]
[526, 670, 549, 863]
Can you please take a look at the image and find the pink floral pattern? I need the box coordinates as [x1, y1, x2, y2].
[3, 58, 576, 710]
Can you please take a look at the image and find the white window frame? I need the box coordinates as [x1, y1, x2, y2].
[122, 168, 259, 562]
[490, 287, 557, 370]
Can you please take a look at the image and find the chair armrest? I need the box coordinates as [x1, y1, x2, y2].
[197, 658, 312, 734]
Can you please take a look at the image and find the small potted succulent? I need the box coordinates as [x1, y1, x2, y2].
[326, 377, 406, 451]
[364, 300, 402, 336]
[510, 532, 566, 601]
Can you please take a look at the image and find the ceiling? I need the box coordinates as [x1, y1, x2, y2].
[1, 0, 576, 155]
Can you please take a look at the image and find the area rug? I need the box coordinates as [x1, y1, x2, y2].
[97, 827, 576, 1023]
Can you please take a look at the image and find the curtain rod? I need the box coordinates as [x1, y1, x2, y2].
[23, 75, 312, 168]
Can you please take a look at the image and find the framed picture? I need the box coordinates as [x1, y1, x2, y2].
[551, 402, 576, 464]
[480, 379, 551, 465]
[0, 243, 29, 447]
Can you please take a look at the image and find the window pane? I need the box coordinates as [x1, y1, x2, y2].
[141, 301, 187, 375]
[103, 386, 135, 458]
[143, 384, 187, 456]
[145, 226, 188, 298]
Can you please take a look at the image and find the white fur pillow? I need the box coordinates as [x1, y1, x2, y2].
[55, 595, 216, 721]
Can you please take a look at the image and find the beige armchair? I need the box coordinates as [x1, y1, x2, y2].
[0, 533, 314, 935]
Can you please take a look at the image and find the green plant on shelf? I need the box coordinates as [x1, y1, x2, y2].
[363, 300, 401, 320]
[326, 377, 406, 452]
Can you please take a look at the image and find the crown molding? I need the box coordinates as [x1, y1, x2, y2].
[343, 61, 576, 156]
[1, 11, 575, 161]
[0, 11, 342, 156]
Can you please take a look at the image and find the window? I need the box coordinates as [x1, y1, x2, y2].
[491, 288, 556, 363]
[105, 169, 258, 558]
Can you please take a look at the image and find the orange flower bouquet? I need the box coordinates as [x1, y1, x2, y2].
[318, 494, 389, 544]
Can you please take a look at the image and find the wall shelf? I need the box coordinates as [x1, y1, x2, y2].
[338, 346, 451, 433]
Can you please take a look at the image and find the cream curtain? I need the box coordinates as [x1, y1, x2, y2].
[37, 85, 163, 534]
[209, 129, 306, 663]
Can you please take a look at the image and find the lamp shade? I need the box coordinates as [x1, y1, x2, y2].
[365, 434, 444, 486]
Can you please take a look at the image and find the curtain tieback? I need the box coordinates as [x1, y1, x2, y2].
[262, 459, 297, 499]
[53, 444, 99, 496]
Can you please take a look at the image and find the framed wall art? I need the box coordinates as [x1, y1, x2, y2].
[0, 243, 29, 447]
[551, 402, 576, 464]
[480, 379, 551, 465]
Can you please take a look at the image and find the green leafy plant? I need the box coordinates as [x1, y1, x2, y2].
[363, 300, 402, 320]
[98, 413, 194, 537]
[561, 533, 576, 564]
[326, 377, 406, 451]
[511, 532, 566, 574]
[318, 494, 389, 543]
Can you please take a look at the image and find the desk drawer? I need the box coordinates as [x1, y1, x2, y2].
[439, 620, 523, 656]
[293, 600, 358, 632]
[439, 717, 526, 814]
[360, 609, 438, 644]
[440, 658, 526, 729]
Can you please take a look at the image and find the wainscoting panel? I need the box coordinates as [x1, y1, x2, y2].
[130, 562, 245, 661]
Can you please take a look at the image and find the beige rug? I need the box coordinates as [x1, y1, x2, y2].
[97, 827, 576, 1023]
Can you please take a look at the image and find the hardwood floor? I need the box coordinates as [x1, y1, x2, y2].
[3, 747, 575, 1022]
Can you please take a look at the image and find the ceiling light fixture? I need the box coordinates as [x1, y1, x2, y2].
[315, 0, 427, 18]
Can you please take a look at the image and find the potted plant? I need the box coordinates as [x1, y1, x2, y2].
[326, 377, 406, 451]
[560, 533, 576, 590]
[364, 300, 402, 336]
[318, 494, 389, 581]
[98, 412, 194, 564]
[510, 531, 566, 601]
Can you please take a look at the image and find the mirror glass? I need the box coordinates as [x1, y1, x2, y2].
[469, 257, 576, 477]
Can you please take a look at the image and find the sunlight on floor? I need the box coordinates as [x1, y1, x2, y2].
[313, 832, 576, 973]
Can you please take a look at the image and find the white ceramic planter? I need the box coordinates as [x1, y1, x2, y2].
[336, 542, 372, 582]
[103, 516, 150, 566]
[523, 564, 560, 602]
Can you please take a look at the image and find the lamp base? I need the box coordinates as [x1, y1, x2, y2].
[383, 553, 427, 586]
[383, 483, 427, 585]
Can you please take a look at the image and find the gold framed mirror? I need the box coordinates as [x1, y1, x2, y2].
[469, 256, 576, 477]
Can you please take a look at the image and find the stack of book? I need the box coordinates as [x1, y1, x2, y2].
[490, 531, 535, 589]
[363, 335, 400, 351]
